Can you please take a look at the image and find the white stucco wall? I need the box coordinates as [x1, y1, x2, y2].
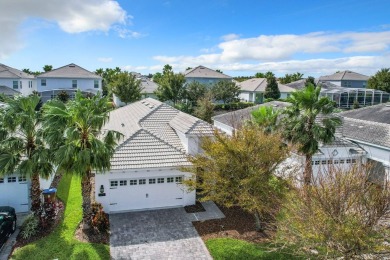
[0, 78, 36, 96]
[213, 120, 234, 136]
[239, 92, 250, 102]
[95, 168, 195, 213]
[36, 78, 102, 92]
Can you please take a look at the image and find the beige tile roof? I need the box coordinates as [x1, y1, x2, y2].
[0, 64, 34, 79]
[184, 66, 232, 79]
[319, 71, 369, 81]
[238, 78, 295, 93]
[36, 63, 101, 79]
[104, 98, 214, 169]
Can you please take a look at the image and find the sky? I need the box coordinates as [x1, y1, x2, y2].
[1, 0, 390, 77]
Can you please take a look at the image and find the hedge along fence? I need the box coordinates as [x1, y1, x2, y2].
[214, 102, 255, 111]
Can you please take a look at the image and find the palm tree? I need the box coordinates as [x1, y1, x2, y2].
[0, 95, 54, 215]
[42, 91, 122, 226]
[251, 105, 280, 134]
[282, 84, 341, 185]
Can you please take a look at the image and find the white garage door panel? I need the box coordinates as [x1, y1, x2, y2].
[0, 177, 29, 213]
[108, 177, 184, 212]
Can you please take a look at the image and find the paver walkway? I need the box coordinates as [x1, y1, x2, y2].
[110, 207, 213, 260]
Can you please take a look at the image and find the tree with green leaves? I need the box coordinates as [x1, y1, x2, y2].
[193, 92, 215, 123]
[305, 76, 316, 87]
[367, 68, 390, 92]
[185, 81, 207, 106]
[43, 91, 122, 227]
[281, 84, 341, 185]
[264, 76, 281, 100]
[43, 65, 53, 72]
[111, 72, 143, 105]
[154, 64, 186, 104]
[0, 95, 54, 216]
[215, 69, 223, 74]
[255, 71, 274, 78]
[279, 72, 304, 84]
[95, 67, 122, 96]
[211, 80, 240, 104]
[183, 126, 289, 231]
[251, 105, 280, 134]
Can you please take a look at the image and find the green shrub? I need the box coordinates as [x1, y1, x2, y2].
[21, 214, 39, 239]
[214, 102, 254, 111]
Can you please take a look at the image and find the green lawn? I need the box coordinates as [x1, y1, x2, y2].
[11, 174, 110, 260]
[206, 238, 304, 260]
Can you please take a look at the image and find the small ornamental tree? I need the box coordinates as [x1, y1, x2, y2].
[193, 92, 215, 123]
[211, 80, 240, 104]
[57, 91, 70, 103]
[154, 64, 186, 104]
[277, 165, 390, 258]
[111, 72, 143, 104]
[183, 126, 289, 231]
[185, 81, 207, 106]
[264, 76, 281, 100]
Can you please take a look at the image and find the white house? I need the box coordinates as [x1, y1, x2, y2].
[212, 102, 367, 180]
[0, 63, 36, 97]
[0, 175, 54, 213]
[238, 78, 295, 103]
[339, 104, 390, 181]
[95, 98, 214, 213]
[36, 63, 102, 102]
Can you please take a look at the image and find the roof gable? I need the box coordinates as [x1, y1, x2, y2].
[37, 63, 101, 79]
[184, 65, 232, 79]
[238, 78, 295, 93]
[0, 64, 34, 79]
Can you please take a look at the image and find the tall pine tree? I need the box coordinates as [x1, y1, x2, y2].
[264, 76, 280, 100]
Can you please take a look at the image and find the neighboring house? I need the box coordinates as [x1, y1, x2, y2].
[287, 79, 390, 108]
[238, 78, 295, 103]
[0, 64, 36, 96]
[0, 175, 54, 213]
[36, 63, 102, 102]
[212, 101, 290, 135]
[95, 98, 214, 213]
[112, 74, 159, 107]
[212, 102, 367, 180]
[318, 70, 369, 88]
[339, 104, 390, 181]
[184, 65, 232, 86]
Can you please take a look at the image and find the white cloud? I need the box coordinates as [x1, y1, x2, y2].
[0, 0, 128, 58]
[114, 27, 145, 39]
[98, 57, 113, 63]
[221, 33, 240, 41]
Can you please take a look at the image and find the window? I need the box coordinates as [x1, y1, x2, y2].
[8, 177, 16, 183]
[72, 80, 77, 88]
[18, 176, 27, 182]
[346, 159, 351, 164]
[119, 180, 127, 186]
[321, 160, 327, 165]
[314, 160, 320, 165]
[157, 178, 164, 184]
[94, 80, 99, 89]
[149, 178, 156, 184]
[139, 179, 146, 185]
[110, 180, 118, 187]
[175, 176, 182, 183]
[334, 160, 339, 164]
[0, 178, 4, 184]
[167, 177, 174, 183]
[20, 81, 22, 89]
[13, 81, 18, 89]
[327, 160, 332, 164]
[129, 180, 137, 185]
[41, 79, 46, 86]
[340, 159, 345, 164]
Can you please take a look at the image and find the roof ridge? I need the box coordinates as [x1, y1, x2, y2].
[37, 63, 101, 78]
[138, 103, 166, 123]
[254, 78, 266, 92]
[342, 117, 390, 127]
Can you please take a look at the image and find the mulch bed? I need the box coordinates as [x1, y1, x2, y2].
[184, 201, 206, 213]
[74, 220, 110, 245]
[192, 205, 275, 243]
[13, 200, 65, 249]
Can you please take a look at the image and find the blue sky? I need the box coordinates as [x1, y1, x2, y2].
[1, 0, 390, 77]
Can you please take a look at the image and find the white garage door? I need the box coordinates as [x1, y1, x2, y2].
[0, 175, 29, 213]
[108, 176, 184, 212]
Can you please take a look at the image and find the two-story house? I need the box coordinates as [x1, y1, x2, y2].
[36, 63, 102, 102]
[184, 65, 232, 86]
[318, 70, 369, 88]
[0, 64, 36, 97]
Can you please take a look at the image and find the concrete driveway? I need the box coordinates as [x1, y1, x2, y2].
[110, 207, 212, 260]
